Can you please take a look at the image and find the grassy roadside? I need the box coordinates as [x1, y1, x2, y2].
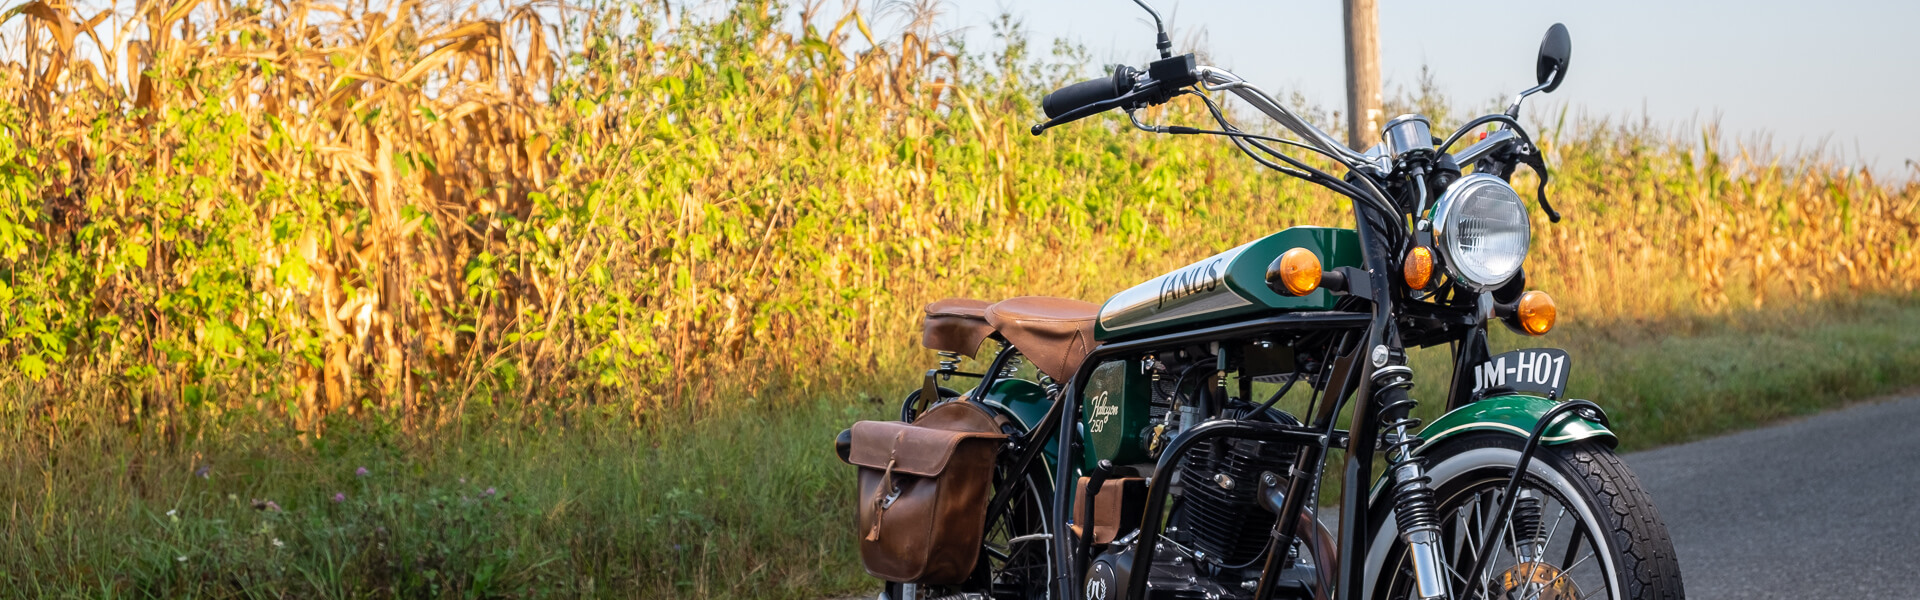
[5, 295, 1918, 598]
[1559, 295, 1920, 450]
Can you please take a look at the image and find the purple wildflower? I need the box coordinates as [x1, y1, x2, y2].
[484, 487, 497, 497]
[194, 464, 211, 479]
[333, 492, 347, 503]
[355, 466, 370, 478]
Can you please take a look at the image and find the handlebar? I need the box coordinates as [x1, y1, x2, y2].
[1034, 61, 1378, 177]
[1030, 55, 1198, 136]
[1029, 61, 1552, 224]
[1042, 67, 1135, 119]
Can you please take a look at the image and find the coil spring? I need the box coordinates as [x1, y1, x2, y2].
[936, 351, 963, 373]
[1379, 395, 1423, 462]
[1391, 472, 1439, 536]
[1375, 367, 1439, 536]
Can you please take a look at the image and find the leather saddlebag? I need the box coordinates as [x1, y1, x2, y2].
[847, 404, 1006, 584]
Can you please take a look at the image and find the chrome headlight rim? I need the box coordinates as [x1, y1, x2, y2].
[1431, 173, 1530, 292]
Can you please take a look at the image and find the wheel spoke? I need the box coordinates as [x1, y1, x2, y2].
[1419, 474, 1627, 600]
[1462, 492, 1483, 562]
[1521, 550, 1595, 600]
[1469, 489, 1505, 600]
[1446, 507, 1474, 587]
[983, 545, 1011, 562]
[1479, 489, 1515, 599]
[1577, 581, 1611, 600]
[1504, 490, 1522, 558]
[1540, 505, 1567, 559]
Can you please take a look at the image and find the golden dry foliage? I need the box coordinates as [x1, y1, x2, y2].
[1535, 129, 1920, 315]
[1, 0, 578, 425]
[0, 0, 1914, 430]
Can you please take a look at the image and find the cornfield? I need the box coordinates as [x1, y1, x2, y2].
[1, 0, 1915, 432]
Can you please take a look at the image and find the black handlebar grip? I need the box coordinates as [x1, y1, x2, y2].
[1042, 71, 1127, 119]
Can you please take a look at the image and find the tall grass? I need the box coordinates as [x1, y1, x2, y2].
[2, 0, 1913, 431]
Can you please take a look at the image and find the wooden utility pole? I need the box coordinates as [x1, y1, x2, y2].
[1342, 0, 1382, 149]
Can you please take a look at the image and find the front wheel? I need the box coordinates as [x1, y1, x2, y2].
[1366, 433, 1684, 600]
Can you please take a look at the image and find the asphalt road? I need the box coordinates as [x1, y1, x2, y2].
[1627, 394, 1920, 599]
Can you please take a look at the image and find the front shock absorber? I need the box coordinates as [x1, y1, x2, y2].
[1374, 365, 1450, 600]
[1512, 490, 1545, 563]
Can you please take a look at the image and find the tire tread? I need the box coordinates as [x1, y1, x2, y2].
[1555, 442, 1685, 600]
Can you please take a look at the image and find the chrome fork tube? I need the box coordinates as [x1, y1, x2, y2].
[1397, 459, 1451, 600]
[1375, 365, 1452, 600]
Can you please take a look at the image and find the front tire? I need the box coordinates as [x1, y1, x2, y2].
[1366, 433, 1684, 600]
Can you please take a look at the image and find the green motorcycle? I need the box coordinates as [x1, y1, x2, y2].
[837, 4, 1683, 600]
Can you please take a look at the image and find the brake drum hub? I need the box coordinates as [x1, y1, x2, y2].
[1494, 561, 1580, 600]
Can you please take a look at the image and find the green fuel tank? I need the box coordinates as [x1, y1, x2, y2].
[1093, 227, 1362, 341]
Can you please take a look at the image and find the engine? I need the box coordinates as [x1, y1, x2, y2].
[1083, 413, 1315, 599]
[1173, 436, 1298, 567]
[1080, 342, 1328, 600]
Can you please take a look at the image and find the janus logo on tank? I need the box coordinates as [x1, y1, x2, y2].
[1157, 257, 1226, 309]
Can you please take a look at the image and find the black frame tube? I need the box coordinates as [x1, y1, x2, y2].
[1446, 327, 1493, 411]
[1124, 418, 1336, 598]
[1331, 197, 1401, 600]
[1048, 310, 1370, 600]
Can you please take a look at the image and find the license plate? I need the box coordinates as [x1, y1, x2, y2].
[1472, 348, 1571, 399]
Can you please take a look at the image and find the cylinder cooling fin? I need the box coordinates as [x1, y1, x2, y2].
[1174, 436, 1298, 567]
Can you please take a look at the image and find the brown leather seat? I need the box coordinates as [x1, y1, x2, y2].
[984, 296, 1100, 381]
[922, 298, 996, 357]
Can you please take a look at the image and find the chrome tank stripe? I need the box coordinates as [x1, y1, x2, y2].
[1098, 242, 1257, 333]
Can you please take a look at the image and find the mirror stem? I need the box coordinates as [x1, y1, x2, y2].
[1503, 73, 1556, 119]
[1131, 0, 1174, 58]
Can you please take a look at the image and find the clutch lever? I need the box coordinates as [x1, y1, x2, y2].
[1517, 148, 1562, 223]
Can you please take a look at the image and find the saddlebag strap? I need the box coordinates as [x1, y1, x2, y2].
[866, 432, 905, 542]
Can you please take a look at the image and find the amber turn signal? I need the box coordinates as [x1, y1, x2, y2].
[1403, 246, 1434, 290]
[1516, 291, 1556, 335]
[1272, 248, 1322, 296]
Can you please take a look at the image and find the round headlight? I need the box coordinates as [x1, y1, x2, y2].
[1432, 173, 1530, 290]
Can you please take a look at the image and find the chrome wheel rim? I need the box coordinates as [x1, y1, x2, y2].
[1367, 446, 1622, 600]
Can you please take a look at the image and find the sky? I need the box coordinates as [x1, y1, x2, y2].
[818, 0, 1920, 177]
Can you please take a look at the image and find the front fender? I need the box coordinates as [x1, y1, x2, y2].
[1363, 394, 1617, 573]
[1361, 396, 1616, 599]
[1416, 394, 1615, 453]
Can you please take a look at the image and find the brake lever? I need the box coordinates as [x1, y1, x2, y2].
[1516, 147, 1562, 223]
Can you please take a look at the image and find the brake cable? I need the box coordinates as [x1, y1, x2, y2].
[1436, 114, 1563, 222]
[1171, 91, 1405, 228]
[1515, 150, 1562, 223]
[1436, 114, 1536, 156]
